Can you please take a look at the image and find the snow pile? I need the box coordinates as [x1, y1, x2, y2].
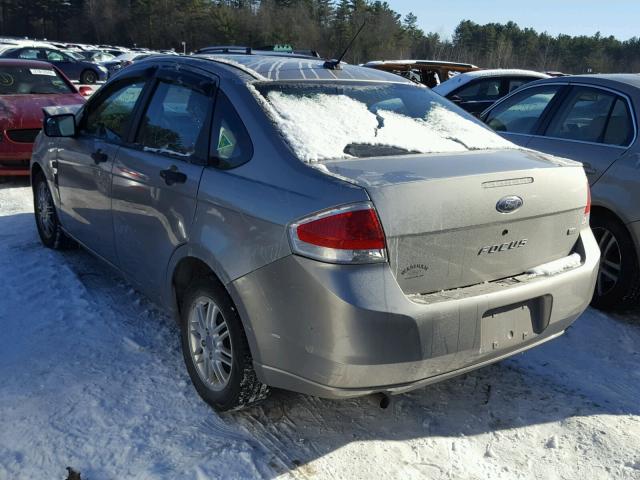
[260, 89, 514, 162]
[527, 252, 582, 276]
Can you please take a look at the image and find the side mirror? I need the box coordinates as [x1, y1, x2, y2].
[78, 85, 93, 97]
[44, 113, 76, 137]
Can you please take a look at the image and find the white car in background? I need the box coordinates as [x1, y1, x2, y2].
[433, 69, 550, 115]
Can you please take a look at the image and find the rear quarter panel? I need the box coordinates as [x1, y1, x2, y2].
[591, 147, 640, 224]
[164, 79, 369, 301]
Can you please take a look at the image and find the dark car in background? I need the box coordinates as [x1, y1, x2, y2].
[0, 59, 85, 175]
[0, 47, 108, 84]
[433, 69, 550, 115]
[101, 52, 151, 76]
[481, 74, 640, 309]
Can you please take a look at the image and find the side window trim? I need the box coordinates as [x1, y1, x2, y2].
[538, 84, 637, 148]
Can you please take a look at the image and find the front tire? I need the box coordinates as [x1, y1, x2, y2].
[591, 213, 640, 310]
[33, 172, 75, 250]
[180, 278, 269, 411]
[80, 70, 98, 84]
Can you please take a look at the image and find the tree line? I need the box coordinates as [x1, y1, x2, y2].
[1, 0, 638, 73]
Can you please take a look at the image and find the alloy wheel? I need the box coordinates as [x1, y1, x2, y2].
[593, 227, 622, 297]
[187, 296, 234, 391]
[36, 181, 55, 239]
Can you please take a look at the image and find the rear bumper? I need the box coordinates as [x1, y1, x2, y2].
[230, 228, 599, 399]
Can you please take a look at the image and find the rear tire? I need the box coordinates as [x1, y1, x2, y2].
[179, 278, 269, 411]
[80, 70, 98, 84]
[590, 213, 640, 310]
[33, 172, 75, 250]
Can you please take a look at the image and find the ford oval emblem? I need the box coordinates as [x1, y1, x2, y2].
[496, 195, 523, 214]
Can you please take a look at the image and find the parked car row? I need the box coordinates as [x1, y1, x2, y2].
[0, 37, 166, 84]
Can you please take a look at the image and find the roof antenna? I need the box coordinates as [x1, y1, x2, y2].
[323, 20, 366, 70]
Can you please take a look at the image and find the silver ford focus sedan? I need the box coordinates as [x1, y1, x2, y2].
[30, 53, 599, 411]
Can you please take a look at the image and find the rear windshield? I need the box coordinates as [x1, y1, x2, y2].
[253, 81, 514, 162]
[0, 66, 74, 95]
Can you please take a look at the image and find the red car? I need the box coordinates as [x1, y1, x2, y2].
[0, 59, 89, 176]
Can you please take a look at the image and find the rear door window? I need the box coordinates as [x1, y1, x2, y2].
[46, 50, 65, 62]
[602, 98, 634, 146]
[135, 80, 212, 160]
[545, 86, 618, 143]
[486, 85, 562, 134]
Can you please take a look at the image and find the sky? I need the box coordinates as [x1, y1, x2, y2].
[388, 0, 640, 41]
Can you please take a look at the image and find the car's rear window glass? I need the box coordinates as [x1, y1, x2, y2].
[252, 82, 514, 162]
[0, 66, 73, 95]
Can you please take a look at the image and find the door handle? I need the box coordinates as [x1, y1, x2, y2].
[91, 149, 108, 164]
[160, 165, 187, 186]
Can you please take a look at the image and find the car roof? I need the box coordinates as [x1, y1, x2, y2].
[433, 69, 550, 96]
[192, 54, 414, 83]
[364, 59, 478, 68]
[509, 74, 640, 100]
[537, 73, 640, 88]
[0, 58, 57, 69]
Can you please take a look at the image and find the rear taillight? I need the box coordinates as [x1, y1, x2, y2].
[583, 181, 591, 225]
[585, 183, 591, 214]
[288, 203, 387, 264]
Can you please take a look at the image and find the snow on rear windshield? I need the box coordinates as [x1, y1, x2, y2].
[252, 82, 515, 162]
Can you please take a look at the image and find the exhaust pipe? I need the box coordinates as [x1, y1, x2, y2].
[373, 392, 392, 409]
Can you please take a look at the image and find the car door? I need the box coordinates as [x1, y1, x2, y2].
[45, 49, 79, 81]
[527, 85, 635, 185]
[483, 83, 567, 148]
[111, 66, 215, 296]
[449, 77, 504, 115]
[56, 74, 150, 264]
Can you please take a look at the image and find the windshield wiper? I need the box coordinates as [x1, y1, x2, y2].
[343, 143, 418, 158]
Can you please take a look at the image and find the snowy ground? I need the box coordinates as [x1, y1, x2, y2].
[0, 178, 639, 480]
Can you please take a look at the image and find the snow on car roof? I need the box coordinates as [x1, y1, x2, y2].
[198, 54, 414, 83]
[433, 69, 550, 96]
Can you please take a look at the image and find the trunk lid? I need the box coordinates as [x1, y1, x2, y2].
[320, 149, 587, 295]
